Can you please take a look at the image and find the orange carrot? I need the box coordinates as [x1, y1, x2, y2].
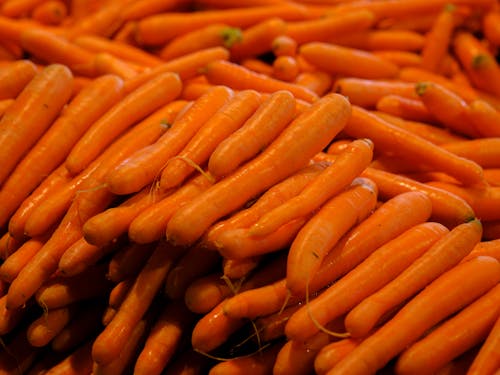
[0, 231, 21, 260]
[0, 59, 37, 100]
[27, 305, 78, 347]
[92, 52, 140, 80]
[0, 63, 73, 186]
[222, 256, 261, 280]
[0, 294, 26, 335]
[483, 10, 500, 47]
[65, 71, 182, 175]
[468, 99, 500, 137]
[272, 55, 299, 82]
[166, 93, 351, 246]
[345, 219, 483, 339]
[272, 35, 297, 57]
[286, 222, 448, 342]
[333, 255, 500, 375]
[330, 29, 426, 52]
[462, 239, 500, 262]
[207, 90, 295, 179]
[0, 98, 13, 117]
[203, 59, 318, 102]
[294, 70, 332, 96]
[31, 0, 67, 26]
[300, 42, 399, 79]
[160, 89, 262, 189]
[250, 138, 374, 237]
[396, 283, 500, 374]
[240, 57, 274, 76]
[467, 312, 500, 375]
[373, 50, 423, 68]
[1, 0, 46, 17]
[441, 138, 500, 169]
[121, 0, 190, 21]
[64, 2, 124, 40]
[314, 338, 361, 375]
[254, 304, 302, 343]
[107, 242, 155, 283]
[375, 94, 435, 123]
[91, 241, 184, 365]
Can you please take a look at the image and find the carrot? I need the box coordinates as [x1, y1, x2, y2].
[203, 59, 318, 103]
[135, 3, 308, 46]
[123, 46, 230, 93]
[0, 294, 26, 335]
[207, 90, 295, 179]
[300, 42, 399, 79]
[468, 312, 500, 375]
[31, 0, 67, 26]
[396, 283, 500, 375]
[309, 191, 434, 294]
[134, 300, 196, 375]
[0, 98, 13, 117]
[229, 17, 286, 61]
[184, 272, 235, 314]
[0, 235, 48, 283]
[441, 138, 500, 169]
[91, 241, 184, 365]
[332, 77, 418, 108]
[0, 59, 37, 100]
[333, 255, 500, 375]
[274, 332, 331, 375]
[272, 55, 299, 82]
[465, 239, 500, 263]
[345, 219, 483, 339]
[106, 85, 232, 195]
[194, 0, 287, 8]
[64, 3, 124, 40]
[1, 0, 45, 17]
[254, 304, 301, 343]
[286, 222, 448, 342]
[271, 35, 297, 57]
[222, 256, 260, 280]
[314, 338, 362, 375]
[330, 29, 426, 52]
[92, 52, 140, 80]
[0, 231, 21, 260]
[285, 9, 375, 45]
[240, 58, 274, 76]
[375, 94, 435, 123]
[343, 106, 486, 187]
[65, 71, 182, 175]
[121, 0, 191, 21]
[0, 63, 73, 186]
[0, 74, 124, 227]
[361, 167, 475, 228]
[166, 93, 350, 246]
[45, 340, 94, 375]
[468, 99, 500, 137]
[27, 304, 78, 347]
[107, 242, 155, 283]
[294, 71, 332, 97]
[250, 138, 374, 237]
[129, 173, 215, 244]
[160, 89, 262, 189]
[415, 81, 481, 137]
[483, 10, 500, 47]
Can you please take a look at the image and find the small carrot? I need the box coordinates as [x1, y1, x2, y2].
[375, 94, 436, 123]
[467, 98, 500, 137]
[314, 338, 361, 375]
[333, 255, 500, 375]
[272, 55, 300, 82]
[203, 59, 318, 102]
[207, 90, 295, 179]
[250, 139, 374, 237]
[330, 29, 426, 52]
[300, 42, 399, 79]
[0, 63, 73, 186]
[107, 242, 156, 283]
[27, 304, 78, 347]
[166, 93, 351, 246]
[91, 241, 184, 365]
[396, 283, 500, 375]
[0, 98, 13, 117]
[345, 219, 483, 339]
[65, 71, 182, 175]
[0, 59, 37, 100]
[285, 222, 449, 342]
[332, 77, 418, 108]
[160, 89, 262, 189]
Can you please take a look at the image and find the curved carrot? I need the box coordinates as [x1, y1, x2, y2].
[333, 255, 500, 375]
[203, 59, 318, 102]
[0, 59, 37, 100]
[160, 89, 262, 189]
[300, 42, 399, 79]
[250, 139, 374, 237]
[166, 93, 351, 246]
[285, 222, 449, 342]
[396, 283, 500, 375]
[345, 219, 483, 339]
[0, 63, 73, 186]
[207, 90, 295, 179]
[344, 106, 486, 187]
[0, 74, 124, 227]
[65, 71, 182, 175]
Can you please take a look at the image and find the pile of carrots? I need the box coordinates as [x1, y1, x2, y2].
[1, 0, 500, 374]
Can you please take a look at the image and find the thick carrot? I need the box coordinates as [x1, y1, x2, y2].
[0, 63, 73, 186]
[160, 89, 262, 189]
[250, 138, 374, 237]
[344, 106, 486, 187]
[345, 219, 483, 339]
[314, 338, 361, 375]
[134, 300, 196, 375]
[330, 29, 426, 52]
[332, 255, 500, 375]
[285, 9, 375, 45]
[0, 59, 37, 100]
[106, 85, 232, 195]
[107, 242, 155, 283]
[361, 167, 475, 228]
[300, 42, 399, 79]
[91, 241, 184, 365]
[415, 81, 481, 137]
[207, 90, 295, 179]
[375, 94, 435, 123]
[135, 3, 308, 46]
[468, 99, 500, 137]
[286, 222, 448, 342]
[203, 59, 318, 103]
[65, 71, 182, 175]
[332, 77, 418, 108]
[166, 93, 351, 246]
[27, 305, 77, 347]
[0, 74, 124, 227]
[396, 283, 500, 375]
